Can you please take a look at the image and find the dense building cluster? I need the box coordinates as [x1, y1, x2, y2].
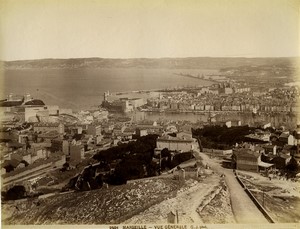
[146, 84, 299, 113]
[1, 77, 300, 201]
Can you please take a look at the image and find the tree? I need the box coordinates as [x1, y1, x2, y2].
[161, 148, 170, 158]
[95, 174, 104, 187]
[171, 152, 193, 168]
[160, 158, 169, 171]
[61, 162, 70, 172]
[63, 162, 70, 169]
[192, 126, 255, 149]
[5, 185, 26, 200]
[286, 157, 299, 178]
[92, 134, 159, 184]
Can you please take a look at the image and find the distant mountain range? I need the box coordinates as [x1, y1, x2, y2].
[2, 57, 299, 70]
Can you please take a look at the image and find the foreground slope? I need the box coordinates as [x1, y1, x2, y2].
[2, 177, 189, 224]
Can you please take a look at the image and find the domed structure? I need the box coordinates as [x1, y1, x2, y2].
[0, 94, 46, 107]
[23, 99, 45, 106]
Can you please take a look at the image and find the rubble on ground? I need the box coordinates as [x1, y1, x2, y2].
[198, 180, 235, 224]
[124, 174, 229, 224]
[2, 178, 183, 224]
[238, 171, 300, 223]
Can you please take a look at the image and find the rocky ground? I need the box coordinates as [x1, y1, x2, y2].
[238, 171, 300, 223]
[124, 173, 234, 224]
[2, 177, 183, 224]
[2, 170, 235, 225]
[198, 180, 235, 224]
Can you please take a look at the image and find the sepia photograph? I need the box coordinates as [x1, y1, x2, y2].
[0, 0, 299, 227]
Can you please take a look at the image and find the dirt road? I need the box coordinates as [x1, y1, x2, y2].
[194, 151, 269, 224]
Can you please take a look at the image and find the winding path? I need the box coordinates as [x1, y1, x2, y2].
[194, 150, 269, 224]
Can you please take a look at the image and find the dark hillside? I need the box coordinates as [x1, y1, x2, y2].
[3, 57, 298, 70]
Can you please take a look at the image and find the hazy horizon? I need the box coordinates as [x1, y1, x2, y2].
[2, 55, 300, 63]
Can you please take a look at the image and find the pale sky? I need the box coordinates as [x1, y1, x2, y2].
[0, 0, 299, 61]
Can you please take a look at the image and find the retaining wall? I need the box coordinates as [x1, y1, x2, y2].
[3, 162, 53, 184]
[234, 172, 275, 223]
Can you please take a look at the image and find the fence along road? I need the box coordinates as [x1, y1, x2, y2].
[193, 150, 269, 224]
